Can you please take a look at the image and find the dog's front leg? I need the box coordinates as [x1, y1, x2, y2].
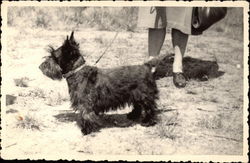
[77, 107, 103, 135]
[140, 103, 157, 127]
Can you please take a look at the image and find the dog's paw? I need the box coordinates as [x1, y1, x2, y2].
[141, 119, 156, 127]
[77, 118, 100, 135]
[80, 122, 100, 135]
[127, 110, 141, 120]
[127, 113, 139, 120]
[81, 128, 92, 135]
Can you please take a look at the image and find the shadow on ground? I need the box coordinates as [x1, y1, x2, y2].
[54, 111, 135, 128]
[54, 112, 77, 122]
[54, 109, 174, 128]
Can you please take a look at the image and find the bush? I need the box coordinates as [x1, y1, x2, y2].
[7, 7, 242, 40]
[16, 114, 41, 130]
[14, 77, 30, 87]
[7, 6, 138, 31]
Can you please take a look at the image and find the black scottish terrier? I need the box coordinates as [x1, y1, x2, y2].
[39, 32, 158, 135]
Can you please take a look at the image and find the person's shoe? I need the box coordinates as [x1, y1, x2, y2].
[173, 72, 186, 88]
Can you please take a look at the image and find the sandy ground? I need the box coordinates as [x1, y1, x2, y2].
[1, 27, 246, 160]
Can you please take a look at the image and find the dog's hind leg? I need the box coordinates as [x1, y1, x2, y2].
[127, 103, 142, 120]
[128, 101, 156, 126]
[77, 108, 103, 135]
[140, 101, 157, 127]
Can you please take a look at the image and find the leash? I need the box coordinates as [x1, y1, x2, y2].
[62, 31, 119, 78]
[94, 31, 119, 65]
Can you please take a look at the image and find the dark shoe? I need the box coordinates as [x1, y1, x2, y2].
[173, 72, 186, 88]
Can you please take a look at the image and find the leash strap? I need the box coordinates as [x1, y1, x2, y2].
[94, 31, 119, 65]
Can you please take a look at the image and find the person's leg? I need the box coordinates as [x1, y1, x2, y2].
[171, 28, 189, 88]
[148, 28, 166, 57]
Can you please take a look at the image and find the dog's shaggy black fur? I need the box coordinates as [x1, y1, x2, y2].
[39, 32, 158, 135]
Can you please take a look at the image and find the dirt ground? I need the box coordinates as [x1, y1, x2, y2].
[1, 27, 246, 159]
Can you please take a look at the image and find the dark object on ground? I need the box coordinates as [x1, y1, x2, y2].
[6, 108, 18, 114]
[39, 32, 158, 135]
[6, 94, 17, 106]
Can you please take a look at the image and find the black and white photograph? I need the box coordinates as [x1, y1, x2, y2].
[1, 1, 249, 162]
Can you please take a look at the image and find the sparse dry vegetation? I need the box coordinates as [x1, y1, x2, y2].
[2, 6, 245, 159]
[16, 115, 41, 130]
[14, 77, 30, 87]
[155, 112, 179, 140]
[7, 7, 138, 32]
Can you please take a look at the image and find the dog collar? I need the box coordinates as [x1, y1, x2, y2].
[63, 64, 85, 78]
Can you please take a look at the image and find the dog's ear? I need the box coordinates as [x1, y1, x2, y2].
[70, 31, 74, 41]
[39, 57, 63, 80]
[65, 32, 76, 44]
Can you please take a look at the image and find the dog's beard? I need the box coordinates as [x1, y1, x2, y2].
[39, 57, 63, 80]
